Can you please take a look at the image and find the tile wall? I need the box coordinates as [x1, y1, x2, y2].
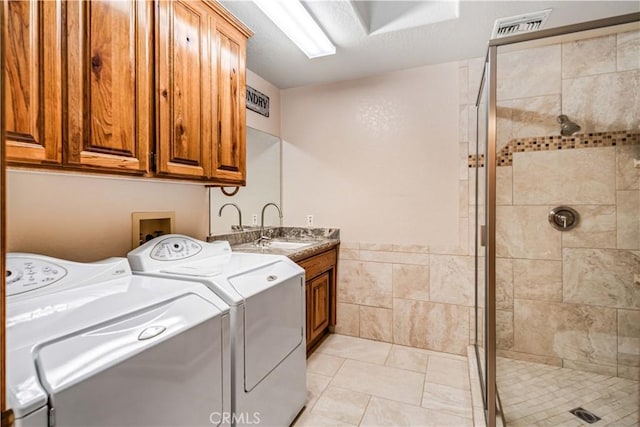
[337, 243, 474, 356]
[492, 29, 640, 380]
[335, 28, 640, 379]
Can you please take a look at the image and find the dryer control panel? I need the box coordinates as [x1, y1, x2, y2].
[6, 254, 132, 300]
[128, 234, 232, 272]
[151, 237, 203, 261]
[6, 258, 67, 297]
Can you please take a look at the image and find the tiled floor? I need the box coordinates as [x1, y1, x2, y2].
[497, 357, 640, 426]
[294, 334, 476, 426]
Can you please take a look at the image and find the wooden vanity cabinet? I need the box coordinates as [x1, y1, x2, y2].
[4, 0, 63, 166]
[298, 246, 338, 354]
[64, 0, 152, 174]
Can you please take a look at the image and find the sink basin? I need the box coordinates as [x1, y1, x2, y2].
[264, 241, 314, 250]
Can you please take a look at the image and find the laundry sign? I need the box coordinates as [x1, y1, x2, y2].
[246, 85, 270, 117]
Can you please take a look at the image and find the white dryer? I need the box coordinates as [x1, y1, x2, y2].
[127, 235, 307, 427]
[6, 252, 231, 427]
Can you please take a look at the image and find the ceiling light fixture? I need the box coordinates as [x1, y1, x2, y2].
[252, 0, 336, 59]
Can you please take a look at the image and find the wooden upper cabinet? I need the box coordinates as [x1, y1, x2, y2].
[4, 0, 250, 183]
[156, 0, 213, 178]
[212, 16, 247, 184]
[4, 0, 62, 166]
[157, 0, 250, 182]
[64, 0, 152, 174]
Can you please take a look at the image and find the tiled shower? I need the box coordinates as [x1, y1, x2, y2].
[494, 28, 639, 379]
[472, 17, 639, 426]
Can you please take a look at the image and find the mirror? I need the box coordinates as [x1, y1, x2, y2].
[209, 127, 281, 235]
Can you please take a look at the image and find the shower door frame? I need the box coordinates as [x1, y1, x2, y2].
[475, 11, 640, 427]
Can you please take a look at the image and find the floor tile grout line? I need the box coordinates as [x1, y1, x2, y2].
[356, 394, 373, 426]
[420, 355, 431, 408]
[322, 339, 469, 375]
[381, 343, 393, 366]
[315, 383, 373, 425]
[341, 353, 444, 377]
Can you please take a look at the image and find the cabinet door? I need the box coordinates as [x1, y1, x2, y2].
[156, 0, 213, 178]
[4, 0, 62, 165]
[212, 16, 246, 184]
[305, 281, 311, 347]
[309, 272, 330, 344]
[65, 0, 151, 174]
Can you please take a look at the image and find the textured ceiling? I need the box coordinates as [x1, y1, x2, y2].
[221, 1, 640, 89]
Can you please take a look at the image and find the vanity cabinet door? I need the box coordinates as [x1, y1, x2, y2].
[156, 0, 213, 179]
[65, 0, 152, 174]
[309, 272, 330, 344]
[299, 246, 339, 354]
[4, 0, 62, 166]
[305, 281, 312, 347]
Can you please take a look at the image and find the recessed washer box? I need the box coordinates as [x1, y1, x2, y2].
[132, 212, 175, 249]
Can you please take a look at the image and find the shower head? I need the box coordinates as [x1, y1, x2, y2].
[557, 115, 581, 136]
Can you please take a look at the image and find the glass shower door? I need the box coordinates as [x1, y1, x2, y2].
[474, 58, 488, 417]
[492, 19, 639, 427]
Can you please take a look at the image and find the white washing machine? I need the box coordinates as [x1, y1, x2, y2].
[127, 235, 307, 427]
[6, 252, 231, 427]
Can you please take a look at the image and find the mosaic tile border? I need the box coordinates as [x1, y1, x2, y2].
[468, 130, 639, 168]
[468, 154, 485, 168]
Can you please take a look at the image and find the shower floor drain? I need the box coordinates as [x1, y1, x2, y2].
[569, 407, 601, 424]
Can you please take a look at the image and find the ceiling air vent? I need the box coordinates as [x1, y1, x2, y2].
[491, 9, 552, 39]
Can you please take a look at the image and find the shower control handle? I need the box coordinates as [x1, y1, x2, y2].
[557, 214, 567, 228]
[548, 206, 579, 231]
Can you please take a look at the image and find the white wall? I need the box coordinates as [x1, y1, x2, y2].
[7, 170, 209, 262]
[210, 127, 281, 234]
[281, 62, 460, 246]
[246, 69, 281, 137]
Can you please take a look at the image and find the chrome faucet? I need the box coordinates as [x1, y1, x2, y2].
[258, 202, 283, 245]
[218, 203, 243, 231]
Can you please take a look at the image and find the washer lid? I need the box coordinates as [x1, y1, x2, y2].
[36, 294, 219, 395]
[6, 273, 229, 419]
